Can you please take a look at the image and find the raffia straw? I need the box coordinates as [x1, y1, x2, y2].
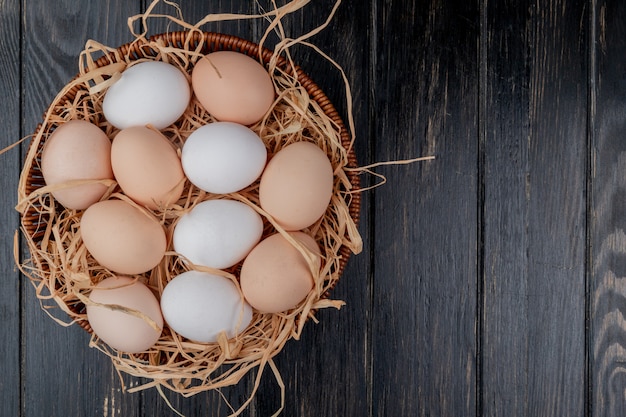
[347, 155, 437, 192]
[12, 0, 432, 416]
[0, 135, 31, 156]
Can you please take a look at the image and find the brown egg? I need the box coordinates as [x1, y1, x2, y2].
[240, 232, 320, 313]
[111, 127, 185, 210]
[80, 199, 166, 274]
[259, 142, 334, 231]
[192, 51, 274, 125]
[40, 120, 113, 210]
[86, 275, 163, 353]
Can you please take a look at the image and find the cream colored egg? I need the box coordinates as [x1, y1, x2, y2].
[41, 119, 113, 210]
[191, 51, 274, 125]
[80, 199, 166, 274]
[259, 142, 334, 231]
[111, 126, 185, 210]
[240, 231, 321, 313]
[86, 275, 163, 353]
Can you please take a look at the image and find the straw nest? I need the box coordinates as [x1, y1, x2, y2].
[15, 16, 362, 410]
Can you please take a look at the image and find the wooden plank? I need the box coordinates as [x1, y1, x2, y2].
[370, 0, 479, 416]
[135, 0, 257, 38]
[134, 2, 373, 416]
[482, 0, 588, 415]
[134, 2, 263, 415]
[16, 2, 372, 416]
[591, 0, 626, 415]
[20, 2, 141, 416]
[0, 1, 22, 416]
[251, 1, 372, 416]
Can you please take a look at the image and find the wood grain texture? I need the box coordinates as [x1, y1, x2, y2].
[17, 1, 373, 416]
[482, 0, 588, 416]
[10, 0, 626, 416]
[252, 1, 372, 416]
[0, 1, 22, 417]
[371, 1, 479, 416]
[591, 0, 626, 415]
[20, 2, 141, 416]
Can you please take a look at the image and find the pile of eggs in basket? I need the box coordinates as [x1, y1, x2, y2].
[40, 51, 334, 353]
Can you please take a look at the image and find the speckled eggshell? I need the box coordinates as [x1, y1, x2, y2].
[240, 231, 321, 313]
[111, 126, 185, 210]
[86, 275, 163, 353]
[80, 199, 166, 274]
[40, 120, 113, 210]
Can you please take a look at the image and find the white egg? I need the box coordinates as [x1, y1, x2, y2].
[181, 122, 267, 194]
[173, 199, 263, 269]
[160, 270, 252, 343]
[102, 61, 191, 130]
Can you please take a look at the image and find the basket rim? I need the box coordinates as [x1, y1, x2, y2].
[20, 30, 361, 337]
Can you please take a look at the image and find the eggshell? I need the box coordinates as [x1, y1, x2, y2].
[181, 122, 267, 194]
[173, 199, 263, 269]
[160, 270, 252, 343]
[80, 199, 166, 274]
[240, 232, 320, 313]
[102, 61, 191, 130]
[111, 126, 185, 210]
[191, 51, 274, 125]
[259, 141, 334, 231]
[40, 120, 113, 210]
[86, 276, 163, 353]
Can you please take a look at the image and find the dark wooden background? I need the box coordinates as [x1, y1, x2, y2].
[2, 0, 626, 416]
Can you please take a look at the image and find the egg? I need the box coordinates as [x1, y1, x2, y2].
[173, 199, 263, 270]
[102, 61, 191, 130]
[259, 141, 334, 231]
[181, 122, 267, 194]
[80, 199, 166, 274]
[86, 276, 163, 353]
[160, 270, 252, 343]
[111, 126, 185, 210]
[191, 51, 274, 125]
[240, 232, 321, 313]
[40, 120, 113, 210]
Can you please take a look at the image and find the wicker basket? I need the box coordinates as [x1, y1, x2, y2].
[17, 31, 361, 399]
